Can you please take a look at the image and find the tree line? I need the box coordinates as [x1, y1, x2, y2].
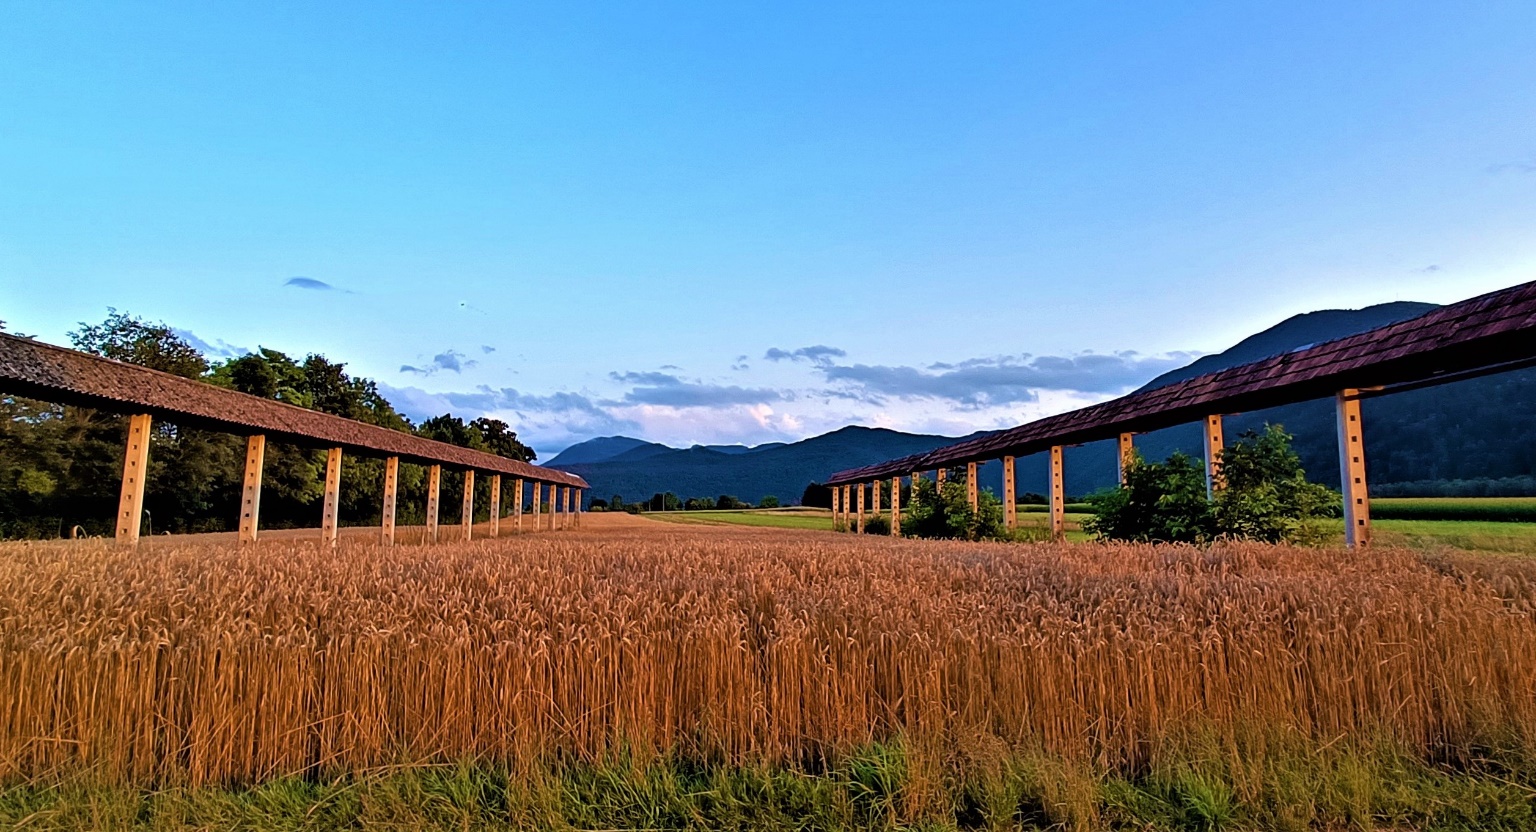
[591, 493, 781, 513]
[1, 311, 538, 539]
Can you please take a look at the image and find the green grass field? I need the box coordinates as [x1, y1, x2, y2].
[641, 503, 1536, 552]
[1371, 496, 1536, 522]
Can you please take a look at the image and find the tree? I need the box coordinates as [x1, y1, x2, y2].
[800, 483, 832, 509]
[758, 495, 780, 508]
[716, 494, 745, 510]
[70, 309, 208, 379]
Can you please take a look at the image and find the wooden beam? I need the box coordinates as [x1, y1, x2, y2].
[1049, 445, 1065, 542]
[321, 447, 342, 545]
[1337, 390, 1372, 548]
[1118, 432, 1135, 486]
[1003, 455, 1016, 531]
[238, 434, 265, 543]
[381, 455, 399, 546]
[426, 464, 441, 543]
[856, 481, 865, 533]
[514, 478, 524, 532]
[1203, 414, 1225, 498]
[890, 476, 901, 537]
[967, 461, 978, 514]
[488, 474, 501, 538]
[461, 469, 475, 541]
[115, 413, 153, 546]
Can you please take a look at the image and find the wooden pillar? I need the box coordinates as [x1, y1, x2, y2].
[890, 475, 901, 537]
[514, 478, 525, 531]
[936, 467, 946, 485]
[1003, 455, 1016, 531]
[831, 485, 842, 531]
[966, 461, 978, 513]
[1203, 414, 1225, 498]
[1118, 432, 1135, 486]
[381, 456, 399, 546]
[461, 469, 475, 541]
[856, 481, 866, 533]
[565, 486, 575, 527]
[1049, 445, 1065, 542]
[321, 447, 342, 545]
[871, 478, 881, 517]
[534, 482, 544, 531]
[1337, 390, 1372, 548]
[115, 413, 153, 546]
[488, 474, 501, 538]
[238, 434, 265, 543]
[842, 485, 852, 530]
[426, 464, 441, 542]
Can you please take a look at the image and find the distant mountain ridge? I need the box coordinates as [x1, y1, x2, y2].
[553, 298, 1536, 504]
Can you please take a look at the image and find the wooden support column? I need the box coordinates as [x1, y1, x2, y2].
[565, 486, 575, 527]
[871, 478, 881, 518]
[461, 470, 475, 541]
[514, 478, 525, 532]
[1003, 455, 1016, 531]
[967, 461, 978, 514]
[321, 447, 342, 545]
[1049, 445, 1065, 542]
[831, 485, 842, 531]
[842, 485, 852, 530]
[890, 476, 901, 537]
[936, 467, 946, 485]
[238, 434, 265, 543]
[381, 456, 399, 546]
[115, 413, 153, 546]
[533, 482, 544, 531]
[1118, 432, 1135, 486]
[856, 481, 866, 533]
[488, 475, 501, 538]
[1203, 415, 1225, 498]
[1337, 390, 1372, 548]
[426, 464, 441, 542]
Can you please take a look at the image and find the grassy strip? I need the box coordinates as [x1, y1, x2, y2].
[5, 739, 1535, 831]
[646, 509, 835, 530]
[1371, 497, 1536, 523]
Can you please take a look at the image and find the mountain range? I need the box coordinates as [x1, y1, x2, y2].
[552, 300, 1536, 505]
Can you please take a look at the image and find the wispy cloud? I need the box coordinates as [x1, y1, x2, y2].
[173, 328, 250, 359]
[401, 349, 477, 376]
[608, 370, 786, 407]
[1489, 159, 1536, 175]
[480, 345, 497, 354]
[765, 345, 847, 367]
[815, 351, 1199, 408]
[284, 276, 345, 291]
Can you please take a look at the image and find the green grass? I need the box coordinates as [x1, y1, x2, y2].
[647, 508, 836, 530]
[1372, 518, 1536, 553]
[6, 737, 1536, 831]
[1371, 497, 1536, 522]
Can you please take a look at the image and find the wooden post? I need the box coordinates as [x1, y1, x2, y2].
[461, 469, 475, 541]
[1049, 445, 1065, 542]
[321, 447, 342, 545]
[842, 485, 852, 530]
[967, 461, 978, 513]
[381, 456, 399, 545]
[1003, 455, 1016, 531]
[856, 481, 865, 533]
[890, 476, 901, 537]
[534, 482, 544, 531]
[488, 474, 501, 538]
[238, 434, 265, 543]
[1337, 390, 1372, 548]
[565, 486, 574, 527]
[831, 485, 842, 531]
[426, 464, 441, 542]
[1203, 414, 1225, 498]
[936, 467, 946, 485]
[115, 413, 153, 546]
[871, 478, 881, 518]
[514, 478, 525, 531]
[1117, 432, 1135, 486]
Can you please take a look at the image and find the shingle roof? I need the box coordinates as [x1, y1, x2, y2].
[0, 333, 587, 487]
[828, 279, 1536, 485]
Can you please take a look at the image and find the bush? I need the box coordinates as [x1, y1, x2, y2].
[758, 495, 781, 508]
[1086, 425, 1340, 546]
[902, 477, 1008, 541]
[862, 513, 891, 535]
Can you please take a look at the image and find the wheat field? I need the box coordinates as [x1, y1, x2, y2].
[2, 512, 1534, 793]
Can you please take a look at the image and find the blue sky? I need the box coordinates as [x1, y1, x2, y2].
[3, 2, 1534, 457]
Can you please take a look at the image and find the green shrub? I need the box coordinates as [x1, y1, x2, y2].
[902, 477, 1008, 541]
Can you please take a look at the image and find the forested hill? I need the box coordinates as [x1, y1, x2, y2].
[556, 299, 1536, 503]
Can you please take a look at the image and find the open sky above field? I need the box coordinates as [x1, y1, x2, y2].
[3, 2, 1536, 456]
